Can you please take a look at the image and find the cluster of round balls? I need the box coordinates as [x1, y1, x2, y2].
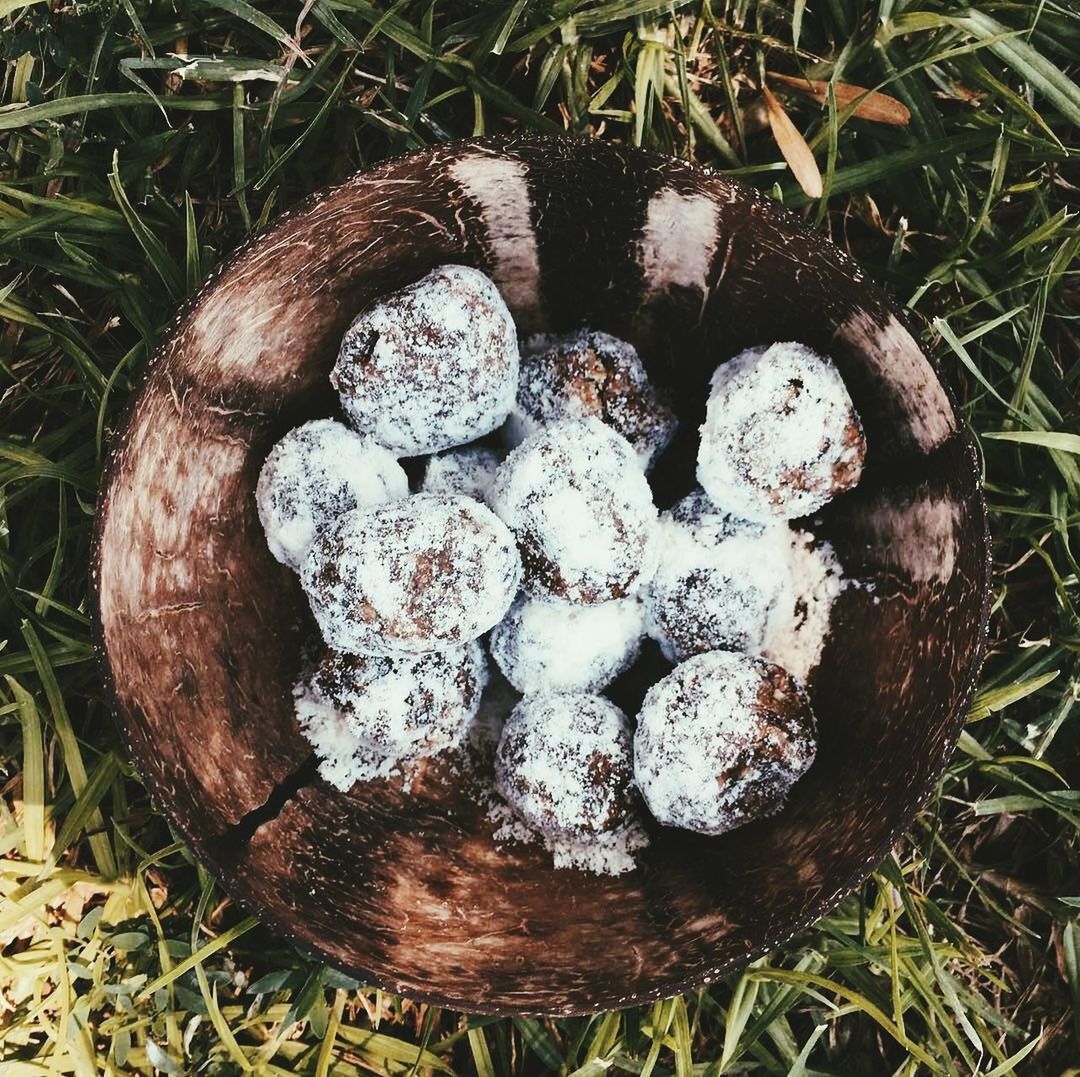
[256, 262, 867, 860]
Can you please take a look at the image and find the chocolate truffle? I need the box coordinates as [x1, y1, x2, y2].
[256, 419, 407, 570]
[490, 418, 659, 603]
[301, 493, 521, 654]
[645, 489, 792, 663]
[697, 342, 866, 522]
[634, 651, 817, 835]
[490, 595, 644, 695]
[495, 694, 635, 841]
[333, 265, 518, 455]
[508, 331, 677, 469]
[295, 641, 487, 789]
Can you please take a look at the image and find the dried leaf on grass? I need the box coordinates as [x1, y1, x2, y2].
[762, 84, 823, 198]
[767, 72, 912, 124]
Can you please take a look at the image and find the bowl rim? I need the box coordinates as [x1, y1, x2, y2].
[88, 133, 993, 1017]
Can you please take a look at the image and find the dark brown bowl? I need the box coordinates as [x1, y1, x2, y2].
[91, 136, 990, 1016]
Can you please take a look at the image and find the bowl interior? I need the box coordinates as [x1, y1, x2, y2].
[93, 137, 989, 1015]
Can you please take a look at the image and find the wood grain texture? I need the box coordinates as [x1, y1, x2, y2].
[91, 136, 991, 1015]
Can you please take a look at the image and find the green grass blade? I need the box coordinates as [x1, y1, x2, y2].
[983, 431, 1080, 453]
[6, 676, 46, 862]
[48, 751, 120, 868]
[138, 916, 260, 998]
[107, 152, 185, 299]
[951, 9, 1080, 127]
[0, 92, 230, 129]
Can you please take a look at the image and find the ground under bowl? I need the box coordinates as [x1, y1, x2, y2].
[92, 135, 990, 1016]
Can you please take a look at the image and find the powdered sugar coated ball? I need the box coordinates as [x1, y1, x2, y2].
[697, 342, 866, 522]
[333, 265, 519, 455]
[495, 694, 635, 840]
[295, 641, 487, 790]
[507, 331, 677, 469]
[301, 493, 521, 654]
[490, 418, 659, 603]
[490, 596, 644, 695]
[256, 420, 407, 570]
[420, 445, 503, 506]
[635, 651, 817, 835]
[646, 489, 792, 663]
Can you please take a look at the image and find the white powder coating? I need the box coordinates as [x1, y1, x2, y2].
[490, 418, 659, 603]
[458, 679, 647, 875]
[295, 641, 488, 790]
[420, 445, 503, 506]
[646, 492, 789, 663]
[505, 331, 678, 470]
[698, 342, 867, 522]
[255, 419, 408, 570]
[634, 651, 817, 836]
[488, 795, 649, 876]
[764, 530, 847, 683]
[332, 265, 519, 455]
[489, 595, 645, 695]
[300, 493, 521, 654]
[495, 694, 637, 841]
[646, 488, 848, 679]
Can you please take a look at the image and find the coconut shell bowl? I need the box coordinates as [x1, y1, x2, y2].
[92, 136, 990, 1016]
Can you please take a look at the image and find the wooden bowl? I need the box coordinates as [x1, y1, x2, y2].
[92, 136, 990, 1016]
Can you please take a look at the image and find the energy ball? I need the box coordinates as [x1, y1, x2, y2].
[420, 445, 503, 506]
[634, 651, 817, 836]
[697, 342, 866, 522]
[295, 641, 487, 789]
[507, 331, 678, 469]
[490, 418, 659, 603]
[333, 265, 518, 455]
[301, 493, 521, 654]
[495, 694, 635, 841]
[646, 489, 792, 663]
[256, 419, 408, 570]
[490, 595, 645, 695]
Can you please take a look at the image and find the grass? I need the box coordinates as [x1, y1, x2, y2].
[0, 0, 1077, 1072]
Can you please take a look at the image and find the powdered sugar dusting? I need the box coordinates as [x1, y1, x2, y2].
[490, 595, 645, 695]
[698, 342, 866, 522]
[765, 530, 848, 682]
[646, 496, 787, 662]
[491, 418, 659, 603]
[634, 651, 817, 835]
[454, 682, 648, 875]
[295, 641, 488, 790]
[506, 330, 678, 469]
[646, 488, 849, 679]
[300, 493, 521, 654]
[333, 265, 518, 455]
[495, 694, 634, 838]
[256, 259, 876, 875]
[256, 419, 407, 569]
[488, 796, 648, 875]
[420, 445, 503, 506]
